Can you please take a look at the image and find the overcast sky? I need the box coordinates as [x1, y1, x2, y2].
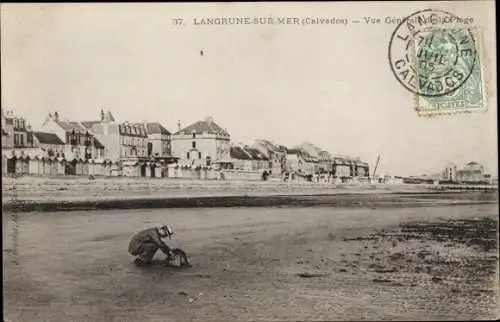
[1, 3, 497, 176]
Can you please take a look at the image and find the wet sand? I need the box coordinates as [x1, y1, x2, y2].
[3, 202, 499, 321]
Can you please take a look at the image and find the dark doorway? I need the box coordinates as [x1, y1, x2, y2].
[147, 142, 153, 157]
[7, 158, 16, 174]
[140, 164, 147, 177]
[150, 164, 155, 177]
[65, 160, 77, 175]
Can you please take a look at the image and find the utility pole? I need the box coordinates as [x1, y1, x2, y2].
[372, 155, 381, 180]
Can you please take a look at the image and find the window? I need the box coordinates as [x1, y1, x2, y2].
[198, 152, 202, 159]
[187, 152, 190, 159]
[192, 133, 196, 139]
[192, 141, 196, 148]
[20, 135, 24, 145]
[14, 134, 18, 145]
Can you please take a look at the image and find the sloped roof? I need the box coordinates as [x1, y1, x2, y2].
[56, 120, 86, 132]
[230, 146, 252, 160]
[146, 122, 171, 135]
[254, 139, 287, 153]
[33, 132, 65, 145]
[106, 111, 115, 122]
[81, 121, 101, 129]
[287, 148, 302, 155]
[176, 118, 229, 136]
[246, 147, 269, 160]
[94, 137, 105, 149]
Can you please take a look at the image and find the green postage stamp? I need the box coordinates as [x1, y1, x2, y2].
[388, 9, 488, 116]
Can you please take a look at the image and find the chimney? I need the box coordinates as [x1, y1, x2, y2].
[205, 116, 213, 125]
[100, 109, 105, 121]
[177, 120, 181, 131]
[54, 111, 59, 121]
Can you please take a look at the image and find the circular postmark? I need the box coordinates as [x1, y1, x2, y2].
[388, 9, 477, 97]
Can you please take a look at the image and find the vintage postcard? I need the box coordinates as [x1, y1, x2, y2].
[2, 2, 498, 322]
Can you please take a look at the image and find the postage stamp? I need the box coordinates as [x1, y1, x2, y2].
[388, 9, 487, 116]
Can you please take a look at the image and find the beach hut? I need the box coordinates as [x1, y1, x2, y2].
[28, 156, 38, 175]
[81, 159, 89, 176]
[102, 160, 112, 176]
[88, 159, 96, 176]
[56, 157, 65, 176]
[42, 157, 50, 176]
[47, 156, 57, 176]
[123, 160, 140, 177]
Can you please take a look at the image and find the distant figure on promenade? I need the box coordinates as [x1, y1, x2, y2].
[128, 225, 174, 266]
[219, 169, 226, 180]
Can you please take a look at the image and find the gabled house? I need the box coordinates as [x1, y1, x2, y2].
[145, 122, 176, 163]
[293, 142, 333, 173]
[32, 132, 65, 157]
[251, 139, 287, 174]
[230, 143, 270, 172]
[79, 110, 149, 162]
[1, 109, 35, 149]
[230, 145, 253, 171]
[245, 147, 270, 171]
[40, 111, 105, 160]
[172, 116, 231, 168]
[285, 148, 318, 175]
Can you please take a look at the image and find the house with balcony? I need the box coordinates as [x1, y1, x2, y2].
[40, 112, 105, 160]
[172, 116, 232, 169]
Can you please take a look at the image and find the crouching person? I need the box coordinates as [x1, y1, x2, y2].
[129, 224, 174, 266]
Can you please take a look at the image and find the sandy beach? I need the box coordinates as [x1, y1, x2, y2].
[3, 199, 499, 321]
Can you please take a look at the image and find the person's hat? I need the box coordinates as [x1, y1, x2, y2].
[160, 224, 174, 237]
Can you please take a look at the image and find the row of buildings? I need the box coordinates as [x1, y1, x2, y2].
[1, 109, 370, 178]
[441, 161, 493, 184]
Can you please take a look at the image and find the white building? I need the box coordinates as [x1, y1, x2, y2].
[172, 117, 231, 168]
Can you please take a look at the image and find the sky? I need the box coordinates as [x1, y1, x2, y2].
[1, 3, 497, 176]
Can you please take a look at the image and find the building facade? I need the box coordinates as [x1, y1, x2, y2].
[230, 144, 270, 171]
[1, 109, 14, 149]
[80, 110, 149, 162]
[230, 145, 253, 171]
[1, 110, 34, 150]
[252, 139, 287, 174]
[145, 122, 175, 162]
[285, 149, 318, 175]
[40, 112, 105, 160]
[172, 117, 231, 168]
[442, 162, 458, 182]
[456, 161, 486, 183]
[32, 132, 66, 156]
